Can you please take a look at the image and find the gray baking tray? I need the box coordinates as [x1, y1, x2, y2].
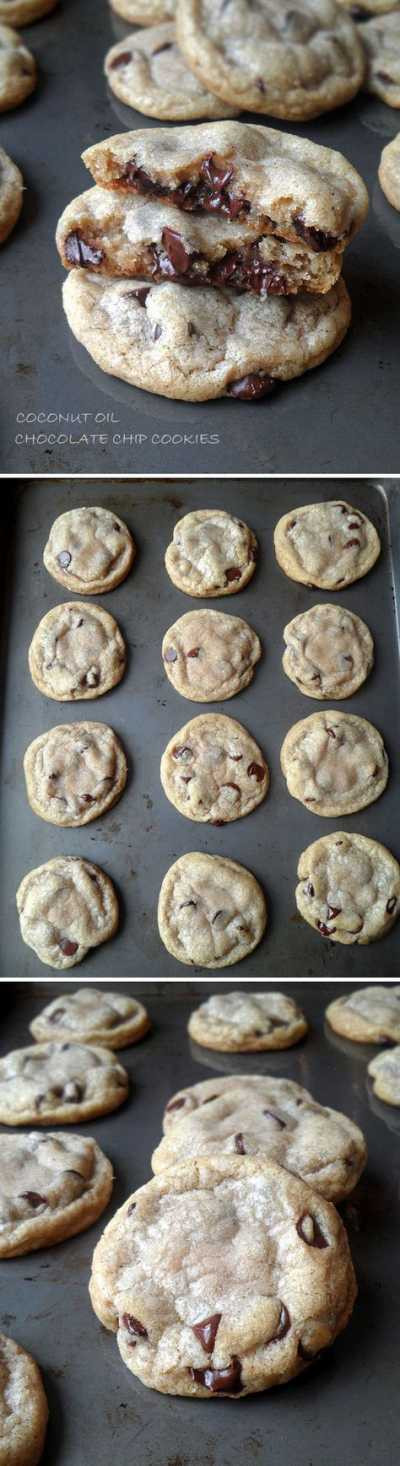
[0, 977, 399, 1466]
[0, 477, 399, 977]
[1, 1, 400, 473]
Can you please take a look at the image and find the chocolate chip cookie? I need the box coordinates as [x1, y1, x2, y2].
[0, 1043, 128, 1126]
[83, 121, 368, 267]
[30, 988, 150, 1048]
[0, 145, 23, 245]
[274, 500, 380, 588]
[368, 1046, 400, 1105]
[24, 723, 127, 827]
[63, 271, 351, 402]
[154, 1074, 366, 1200]
[280, 711, 388, 817]
[89, 1154, 357, 1397]
[158, 851, 267, 966]
[28, 603, 126, 701]
[16, 856, 119, 969]
[110, 0, 175, 22]
[160, 713, 269, 822]
[0, 1334, 48, 1466]
[165, 510, 258, 594]
[326, 984, 400, 1042]
[296, 832, 400, 944]
[43, 505, 135, 593]
[57, 189, 354, 296]
[0, 1132, 113, 1258]
[282, 603, 374, 700]
[105, 24, 239, 121]
[359, 12, 400, 104]
[379, 132, 400, 210]
[186, 990, 307, 1049]
[338, 0, 397, 14]
[0, 23, 36, 111]
[162, 609, 262, 701]
[177, 0, 365, 120]
[0, 0, 57, 19]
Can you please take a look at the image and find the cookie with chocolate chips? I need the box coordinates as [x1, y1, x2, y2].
[160, 713, 269, 822]
[154, 1074, 366, 1200]
[0, 23, 36, 111]
[0, 0, 57, 21]
[158, 851, 267, 967]
[0, 1132, 113, 1257]
[282, 603, 374, 700]
[186, 990, 307, 1049]
[379, 132, 400, 211]
[162, 609, 262, 701]
[280, 711, 388, 817]
[359, 12, 400, 105]
[28, 602, 126, 701]
[274, 500, 380, 589]
[43, 506, 135, 593]
[105, 23, 239, 120]
[165, 510, 258, 594]
[16, 856, 119, 969]
[82, 121, 368, 267]
[31, 987, 150, 1049]
[368, 1045, 400, 1106]
[296, 832, 400, 945]
[326, 984, 400, 1042]
[0, 145, 23, 245]
[110, 0, 175, 22]
[0, 1043, 128, 1126]
[24, 722, 128, 827]
[0, 1333, 48, 1466]
[57, 190, 348, 295]
[89, 1154, 357, 1397]
[177, 0, 365, 121]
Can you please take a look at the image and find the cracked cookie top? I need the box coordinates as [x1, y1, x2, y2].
[24, 722, 128, 827]
[280, 710, 388, 816]
[16, 856, 119, 969]
[165, 509, 258, 595]
[0, 1131, 113, 1257]
[161, 714, 269, 823]
[274, 500, 380, 588]
[0, 1043, 128, 1125]
[43, 506, 135, 593]
[282, 603, 374, 699]
[326, 984, 400, 1042]
[186, 990, 306, 1049]
[30, 987, 150, 1048]
[296, 833, 400, 945]
[162, 609, 262, 700]
[158, 852, 267, 966]
[28, 602, 127, 701]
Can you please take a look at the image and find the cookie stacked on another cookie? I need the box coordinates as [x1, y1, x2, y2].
[58, 121, 368, 401]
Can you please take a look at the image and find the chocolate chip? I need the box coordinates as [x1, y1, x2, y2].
[49, 1008, 66, 1022]
[345, 539, 360, 549]
[172, 745, 192, 761]
[126, 286, 150, 307]
[19, 1191, 47, 1208]
[387, 896, 397, 914]
[376, 71, 393, 84]
[202, 1094, 218, 1104]
[59, 937, 78, 956]
[64, 1082, 82, 1103]
[82, 794, 95, 804]
[180, 899, 197, 908]
[257, 77, 266, 92]
[306, 881, 314, 897]
[228, 374, 276, 400]
[192, 1313, 221, 1352]
[234, 1132, 246, 1154]
[121, 1314, 148, 1339]
[187, 647, 200, 658]
[164, 647, 177, 662]
[247, 761, 265, 781]
[166, 1096, 186, 1112]
[190, 1356, 243, 1394]
[127, 1202, 136, 1215]
[222, 782, 240, 793]
[271, 1302, 291, 1341]
[293, 216, 338, 252]
[152, 41, 173, 54]
[326, 727, 336, 739]
[296, 1213, 328, 1248]
[316, 921, 335, 937]
[57, 551, 72, 569]
[153, 323, 162, 341]
[65, 232, 104, 268]
[326, 905, 341, 920]
[263, 1110, 286, 1129]
[110, 50, 132, 68]
[161, 226, 193, 275]
[201, 155, 233, 191]
[225, 566, 242, 583]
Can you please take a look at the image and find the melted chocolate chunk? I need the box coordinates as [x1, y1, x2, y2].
[234, 1132, 246, 1154]
[247, 761, 265, 781]
[190, 1356, 243, 1394]
[19, 1191, 47, 1207]
[49, 1008, 66, 1022]
[172, 745, 192, 761]
[271, 1302, 291, 1341]
[228, 374, 276, 401]
[127, 1201, 136, 1216]
[59, 937, 79, 957]
[387, 896, 397, 915]
[109, 50, 132, 69]
[57, 551, 72, 569]
[296, 1213, 328, 1248]
[187, 647, 200, 658]
[326, 904, 341, 920]
[263, 1110, 286, 1129]
[225, 566, 242, 582]
[161, 227, 193, 275]
[316, 920, 335, 937]
[293, 216, 339, 252]
[192, 1312, 222, 1353]
[122, 1314, 148, 1338]
[166, 1096, 186, 1112]
[153, 41, 173, 55]
[126, 286, 150, 307]
[65, 232, 104, 267]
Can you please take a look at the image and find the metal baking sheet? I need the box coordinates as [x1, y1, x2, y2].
[0, 976, 399, 1466]
[1, 477, 399, 977]
[1, 3, 400, 473]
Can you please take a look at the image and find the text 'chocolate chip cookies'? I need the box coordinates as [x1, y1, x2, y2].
[161, 714, 269, 823]
[162, 609, 262, 700]
[158, 852, 267, 966]
[0, 1043, 128, 1126]
[186, 990, 307, 1050]
[30, 987, 150, 1048]
[296, 833, 400, 944]
[16, 856, 119, 969]
[28, 603, 127, 701]
[89, 1155, 357, 1397]
[0, 1132, 114, 1257]
[0, 1333, 48, 1466]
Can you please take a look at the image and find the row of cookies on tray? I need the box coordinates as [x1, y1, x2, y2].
[0, 0, 61, 250]
[15, 499, 400, 968]
[2, 979, 399, 1462]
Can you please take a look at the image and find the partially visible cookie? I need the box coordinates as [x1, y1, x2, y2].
[89, 1154, 357, 1397]
[296, 832, 400, 945]
[0, 1043, 128, 1126]
[16, 856, 119, 969]
[359, 13, 400, 104]
[105, 24, 239, 121]
[28, 602, 126, 701]
[177, 0, 365, 121]
[0, 1132, 113, 1258]
[379, 132, 400, 211]
[280, 711, 388, 816]
[282, 603, 374, 700]
[0, 1333, 48, 1466]
[62, 271, 351, 403]
[30, 988, 150, 1048]
[0, 145, 23, 245]
[326, 985, 400, 1042]
[160, 713, 269, 822]
[43, 506, 135, 593]
[158, 851, 267, 967]
[110, 0, 175, 22]
[274, 501, 380, 589]
[368, 1046, 400, 1105]
[0, 23, 36, 112]
[186, 990, 307, 1049]
[24, 723, 128, 827]
[165, 510, 258, 596]
[162, 609, 261, 702]
[154, 1074, 366, 1200]
[0, 0, 57, 21]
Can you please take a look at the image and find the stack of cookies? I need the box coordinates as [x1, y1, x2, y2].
[57, 120, 368, 402]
